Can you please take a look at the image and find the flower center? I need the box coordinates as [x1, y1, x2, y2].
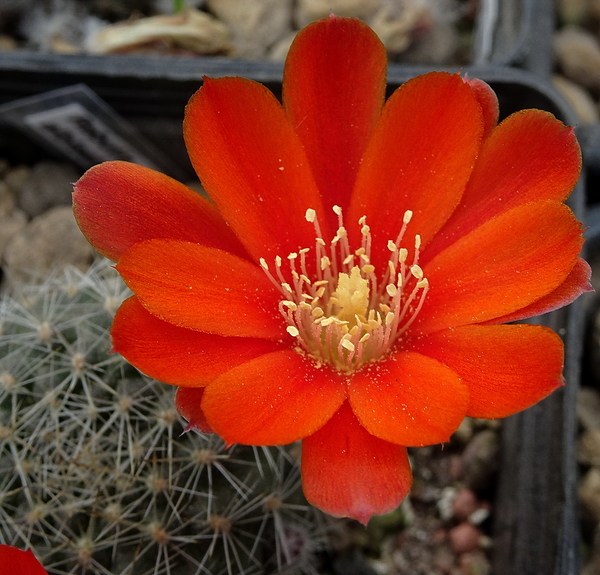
[260, 206, 429, 374]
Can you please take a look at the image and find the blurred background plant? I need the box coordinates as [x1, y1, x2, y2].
[0, 258, 331, 575]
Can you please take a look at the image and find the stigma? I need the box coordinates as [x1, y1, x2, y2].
[260, 206, 429, 374]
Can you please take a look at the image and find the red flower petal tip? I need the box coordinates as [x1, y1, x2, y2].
[0, 545, 47, 575]
[73, 14, 587, 522]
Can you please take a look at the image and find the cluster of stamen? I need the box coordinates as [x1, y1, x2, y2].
[260, 206, 429, 374]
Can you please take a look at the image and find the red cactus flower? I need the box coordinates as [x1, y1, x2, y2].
[0, 545, 47, 575]
[73, 16, 589, 524]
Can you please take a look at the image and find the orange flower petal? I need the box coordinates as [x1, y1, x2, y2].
[466, 77, 499, 138]
[116, 240, 284, 339]
[424, 109, 581, 263]
[347, 72, 483, 270]
[407, 324, 564, 418]
[484, 257, 592, 324]
[184, 77, 328, 263]
[0, 546, 47, 575]
[348, 352, 468, 446]
[175, 387, 214, 433]
[301, 401, 412, 525]
[201, 351, 346, 445]
[418, 201, 584, 335]
[283, 16, 386, 219]
[112, 296, 284, 386]
[73, 161, 246, 262]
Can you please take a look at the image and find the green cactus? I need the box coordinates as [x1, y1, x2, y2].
[0, 259, 330, 575]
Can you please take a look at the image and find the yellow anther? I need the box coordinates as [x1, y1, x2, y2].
[417, 278, 429, 289]
[287, 326, 300, 337]
[305, 208, 316, 222]
[415, 234, 421, 249]
[281, 301, 297, 310]
[385, 312, 395, 326]
[403, 210, 413, 224]
[386, 284, 398, 297]
[259, 258, 269, 270]
[320, 256, 331, 270]
[288, 252, 298, 260]
[410, 265, 424, 279]
[399, 248, 408, 263]
[333, 205, 343, 216]
[312, 307, 324, 318]
[341, 339, 355, 352]
[362, 264, 375, 274]
[387, 240, 397, 252]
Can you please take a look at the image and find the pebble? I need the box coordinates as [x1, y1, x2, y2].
[452, 488, 479, 522]
[554, 26, 600, 93]
[458, 549, 491, 575]
[552, 74, 600, 124]
[207, 0, 293, 58]
[0, 209, 27, 269]
[460, 430, 499, 491]
[5, 165, 31, 196]
[17, 161, 81, 218]
[580, 468, 600, 524]
[0, 181, 15, 218]
[580, 429, 600, 467]
[3, 206, 95, 285]
[448, 522, 482, 554]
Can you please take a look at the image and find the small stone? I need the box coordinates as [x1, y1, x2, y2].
[0, 182, 15, 218]
[452, 488, 479, 522]
[552, 75, 599, 124]
[448, 522, 482, 554]
[459, 549, 491, 575]
[17, 161, 81, 218]
[432, 544, 455, 572]
[3, 206, 95, 285]
[460, 429, 499, 491]
[295, 0, 382, 28]
[4, 165, 31, 195]
[207, 0, 293, 59]
[268, 31, 297, 61]
[580, 429, 600, 466]
[554, 26, 600, 93]
[0, 209, 27, 266]
[580, 468, 600, 524]
[578, 387, 600, 430]
[558, 0, 592, 25]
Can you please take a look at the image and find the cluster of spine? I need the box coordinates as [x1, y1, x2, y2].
[0, 259, 329, 575]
